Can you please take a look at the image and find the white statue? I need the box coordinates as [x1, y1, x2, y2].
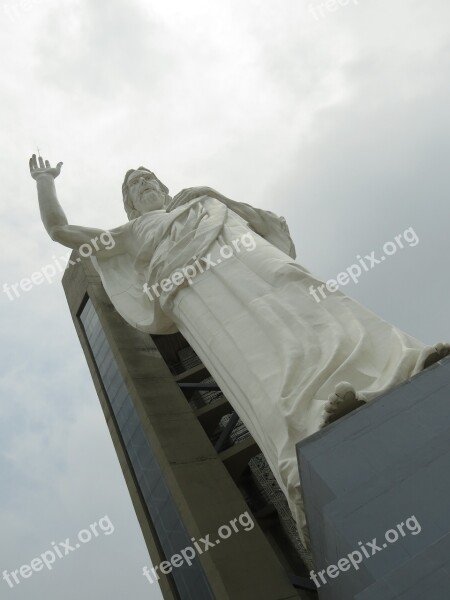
[30, 154, 449, 546]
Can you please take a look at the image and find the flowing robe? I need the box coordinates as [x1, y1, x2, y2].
[91, 196, 427, 545]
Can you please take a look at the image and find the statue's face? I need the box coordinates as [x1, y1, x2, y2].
[127, 169, 166, 214]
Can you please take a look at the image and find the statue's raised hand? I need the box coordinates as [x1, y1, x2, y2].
[29, 154, 63, 180]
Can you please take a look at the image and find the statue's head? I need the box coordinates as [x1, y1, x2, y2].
[122, 167, 170, 220]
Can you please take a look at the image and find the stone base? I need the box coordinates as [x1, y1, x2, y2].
[296, 357, 450, 600]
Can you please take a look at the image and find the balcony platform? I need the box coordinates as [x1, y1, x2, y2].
[296, 357, 450, 600]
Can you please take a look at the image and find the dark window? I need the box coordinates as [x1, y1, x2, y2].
[80, 299, 215, 600]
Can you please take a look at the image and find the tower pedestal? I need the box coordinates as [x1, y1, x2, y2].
[296, 357, 450, 600]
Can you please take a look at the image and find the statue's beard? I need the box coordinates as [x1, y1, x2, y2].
[138, 189, 167, 213]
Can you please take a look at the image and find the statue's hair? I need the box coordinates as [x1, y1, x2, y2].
[122, 166, 169, 220]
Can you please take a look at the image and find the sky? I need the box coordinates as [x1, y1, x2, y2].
[1, 0, 449, 598]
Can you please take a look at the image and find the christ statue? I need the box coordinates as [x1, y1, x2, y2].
[30, 154, 449, 546]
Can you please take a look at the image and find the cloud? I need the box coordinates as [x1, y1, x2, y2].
[1, 0, 449, 597]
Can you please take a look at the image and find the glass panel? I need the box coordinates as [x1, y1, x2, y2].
[80, 299, 214, 599]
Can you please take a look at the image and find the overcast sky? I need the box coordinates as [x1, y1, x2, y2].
[1, 0, 449, 598]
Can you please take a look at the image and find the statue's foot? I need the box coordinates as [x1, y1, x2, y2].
[320, 381, 367, 428]
[415, 342, 450, 374]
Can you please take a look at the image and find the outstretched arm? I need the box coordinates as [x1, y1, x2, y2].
[30, 154, 125, 256]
